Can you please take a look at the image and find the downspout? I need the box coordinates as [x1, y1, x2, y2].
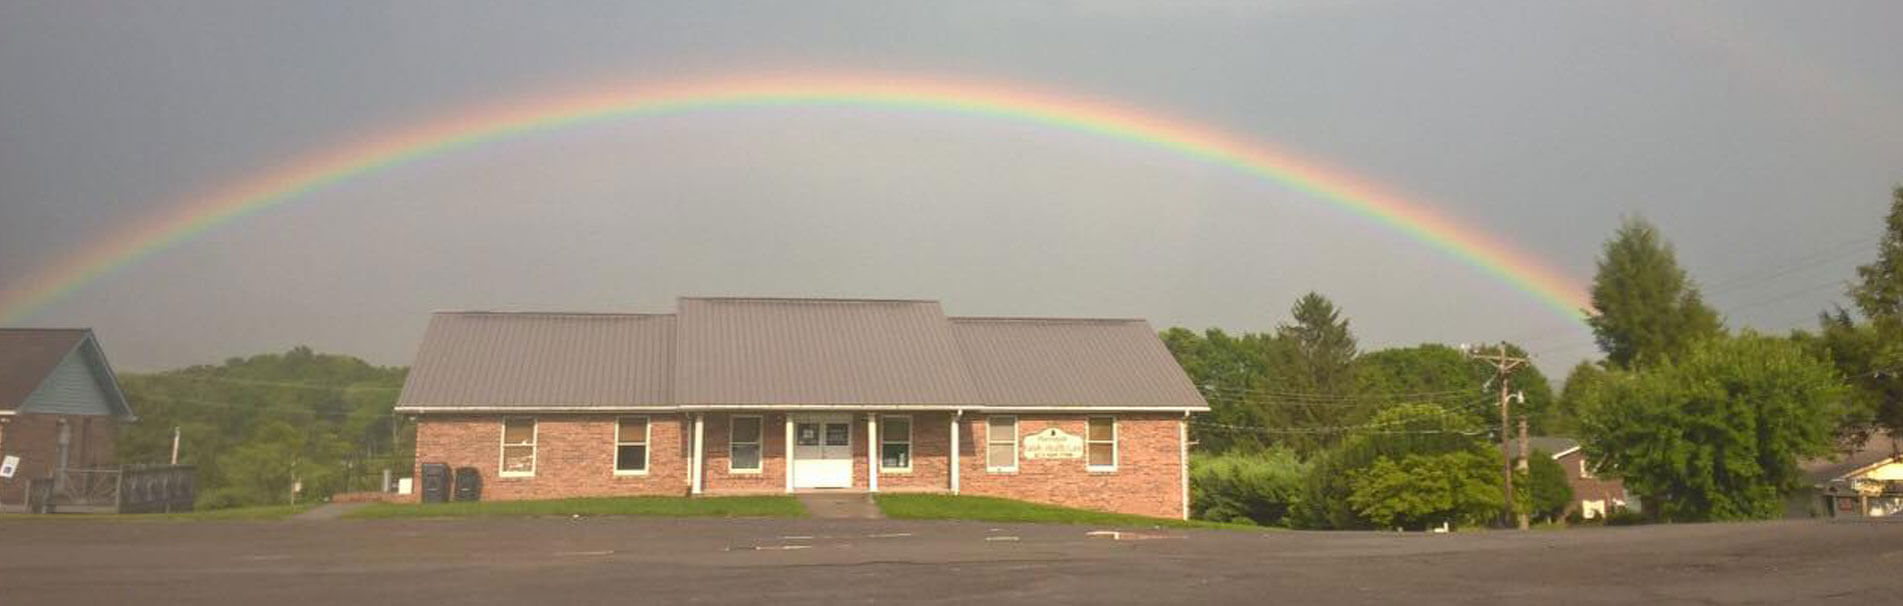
[1181, 411, 1191, 520]
[867, 413, 879, 493]
[949, 410, 962, 494]
[783, 415, 795, 493]
[691, 413, 705, 495]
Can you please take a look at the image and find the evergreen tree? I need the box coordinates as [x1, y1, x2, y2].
[1833, 187, 1903, 441]
[1586, 216, 1724, 368]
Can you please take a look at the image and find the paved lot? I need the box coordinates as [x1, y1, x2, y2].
[1, 516, 1898, 605]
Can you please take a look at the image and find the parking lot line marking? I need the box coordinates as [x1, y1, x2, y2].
[984, 536, 1020, 542]
[553, 550, 615, 556]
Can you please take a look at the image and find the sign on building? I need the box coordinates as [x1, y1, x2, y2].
[1022, 427, 1084, 459]
[0, 455, 19, 479]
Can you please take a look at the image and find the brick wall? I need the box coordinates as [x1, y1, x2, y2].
[409, 410, 1189, 519]
[958, 413, 1185, 519]
[0, 413, 118, 505]
[412, 414, 688, 501]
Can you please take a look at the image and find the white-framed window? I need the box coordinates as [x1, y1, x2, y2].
[881, 415, 912, 472]
[614, 416, 650, 475]
[987, 415, 1017, 472]
[1087, 416, 1117, 471]
[729, 415, 763, 473]
[1579, 459, 1592, 479]
[500, 417, 537, 477]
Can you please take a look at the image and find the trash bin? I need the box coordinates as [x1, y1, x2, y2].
[453, 467, 481, 502]
[420, 463, 450, 504]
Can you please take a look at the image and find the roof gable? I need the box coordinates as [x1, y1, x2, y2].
[0, 329, 133, 418]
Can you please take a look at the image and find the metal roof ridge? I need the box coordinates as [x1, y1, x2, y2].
[688, 297, 947, 304]
[948, 316, 1147, 324]
[430, 310, 674, 317]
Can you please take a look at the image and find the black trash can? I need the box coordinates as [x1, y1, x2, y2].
[453, 467, 481, 502]
[420, 463, 450, 504]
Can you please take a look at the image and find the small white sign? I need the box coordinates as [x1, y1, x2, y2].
[0, 455, 19, 479]
[1022, 427, 1084, 460]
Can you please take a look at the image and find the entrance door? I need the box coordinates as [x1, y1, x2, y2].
[791, 414, 854, 489]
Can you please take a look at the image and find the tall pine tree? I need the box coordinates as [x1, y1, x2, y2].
[1586, 217, 1723, 368]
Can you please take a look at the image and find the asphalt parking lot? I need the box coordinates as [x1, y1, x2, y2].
[2, 516, 1898, 605]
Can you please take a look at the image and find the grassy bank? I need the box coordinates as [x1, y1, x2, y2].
[874, 494, 1260, 530]
[344, 496, 806, 520]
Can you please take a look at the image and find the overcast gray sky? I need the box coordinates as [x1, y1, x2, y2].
[2, 1, 1899, 373]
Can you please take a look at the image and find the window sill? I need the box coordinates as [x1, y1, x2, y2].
[1087, 466, 1118, 474]
[613, 470, 650, 477]
[728, 469, 764, 475]
[986, 468, 1017, 474]
[498, 473, 535, 479]
[879, 468, 913, 475]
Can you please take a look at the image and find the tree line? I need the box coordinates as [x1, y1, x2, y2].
[1179, 186, 1903, 528]
[116, 346, 409, 508]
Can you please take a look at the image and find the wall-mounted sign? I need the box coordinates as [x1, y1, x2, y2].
[0, 455, 18, 479]
[1023, 427, 1084, 459]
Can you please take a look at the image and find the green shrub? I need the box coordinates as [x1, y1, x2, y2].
[1190, 449, 1307, 526]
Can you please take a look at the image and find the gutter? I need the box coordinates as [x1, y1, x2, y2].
[394, 404, 1211, 414]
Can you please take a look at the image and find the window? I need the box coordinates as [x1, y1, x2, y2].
[615, 416, 649, 474]
[730, 415, 763, 473]
[500, 417, 536, 477]
[987, 415, 1017, 472]
[1087, 416, 1117, 470]
[881, 415, 912, 471]
[1579, 459, 1592, 479]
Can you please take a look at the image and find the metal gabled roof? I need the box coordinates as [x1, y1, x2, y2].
[948, 317, 1206, 409]
[397, 312, 675, 408]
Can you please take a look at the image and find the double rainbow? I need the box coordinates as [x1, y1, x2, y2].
[0, 73, 1588, 323]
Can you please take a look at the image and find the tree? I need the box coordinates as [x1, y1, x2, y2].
[1265, 293, 1361, 452]
[1355, 343, 1556, 433]
[1586, 217, 1723, 369]
[1823, 186, 1903, 442]
[1577, 333, 1845, 521]
[1162, 327, 1277, 452]
[1525, 449, 1574, 522]
[1292, 402, 1493, 529]
[1189, 449, 1308, 526]
[1554, 361, 1610, 436]
[1348, 450, 1503, 531]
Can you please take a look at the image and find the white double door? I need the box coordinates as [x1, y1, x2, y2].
[791, 414, 854, 489]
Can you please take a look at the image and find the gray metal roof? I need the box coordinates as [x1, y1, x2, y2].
[397, 312, 674, 408]
[673, 298, 979, 405]
[949, 317, 1206, 408]
[397, 297, 1208, 411]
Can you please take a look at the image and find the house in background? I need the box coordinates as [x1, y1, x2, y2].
[396, 297, 1208, 518]
[1801, 437, 1902, 519]
[1528, 436, 1631, 519]
[0, 328, 136, 511]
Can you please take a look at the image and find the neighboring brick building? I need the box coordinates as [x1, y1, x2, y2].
[396, 297, 1208, 518]
[1529, 436, 1631, 519]
[0, 329, 136, 510]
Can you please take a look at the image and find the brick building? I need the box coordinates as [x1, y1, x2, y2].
[0, 328, 135, 510]
[396, 297, 1208, 518]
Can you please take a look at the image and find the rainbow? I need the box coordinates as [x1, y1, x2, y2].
[0, 73, 1589, 323]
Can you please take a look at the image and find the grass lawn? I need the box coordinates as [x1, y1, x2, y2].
[874, 494, 1263, 530]
[343, 495, 806, 520]
[0, 503, 316, 522]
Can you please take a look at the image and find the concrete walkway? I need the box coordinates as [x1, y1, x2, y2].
[795, 493, 882, 519]
[290, 502, 368, 521]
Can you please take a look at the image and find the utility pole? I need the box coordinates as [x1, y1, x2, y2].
[1468, 343, 1529, 530]
[1517, 415, 1530, 529]
[170, 426, 181, 465]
